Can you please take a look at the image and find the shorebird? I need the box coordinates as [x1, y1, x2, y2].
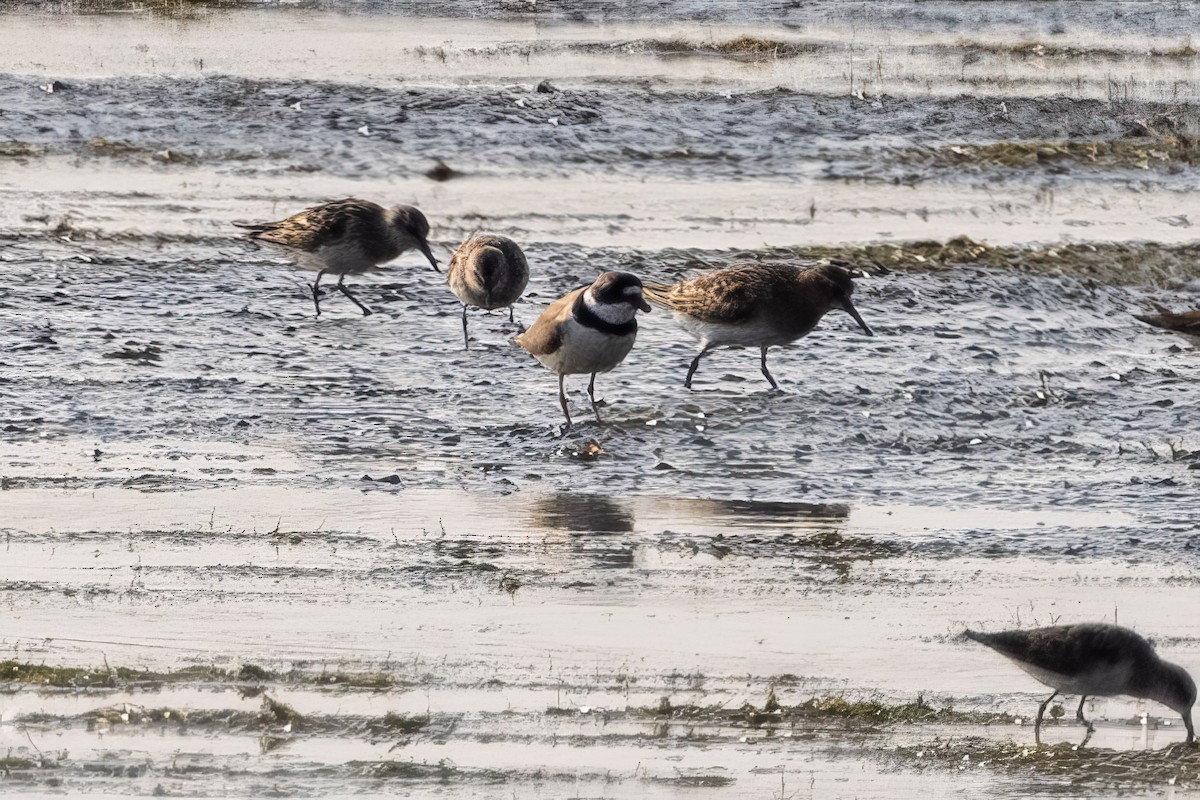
[1134, 304, 1200, 344]
[966, 624, 1196, 746]
[643, 264, 874, 390]
[447, 234, 530, 347]
[516, 271, 651, 428]
[234, 198, 439, 316]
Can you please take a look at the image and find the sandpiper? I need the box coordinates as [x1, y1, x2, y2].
[642, 264, 874, 390]
[1134, 304, 1200, 344]
[235, 198, 439, 317]
[516, 271, 651, 428]
[447, 234, 530, 347]
[966, 624, 1196, 746]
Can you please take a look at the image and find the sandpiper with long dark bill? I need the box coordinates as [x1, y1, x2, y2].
[643, 263, 874, 390]
[235, 198, 439, 316]
[447, 234, 530, 348]
[515, 271, 651, 429]
[966, 623, 1196, 747]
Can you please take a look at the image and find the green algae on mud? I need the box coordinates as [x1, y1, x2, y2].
[627, 692, 1013, 728]
[894, 136, 1200, 172]
[651, 238, 1200, 288]
[0, 660, 400, 690]
[893, 736, 1200, 790]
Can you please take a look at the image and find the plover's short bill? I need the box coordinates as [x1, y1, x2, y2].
[235, 198, 439, 317]
[643, 263, 874, 390]
[516, 271, 651, 429]
[966, 623, 1196, 746]
[447, 234, 530, 348]
[1134, 304, 1200, 344]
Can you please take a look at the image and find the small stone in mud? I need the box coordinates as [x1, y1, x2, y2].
[40, 80, 69, 93]
[535, 79, 557, 93]
[572, 439, 603, 459]
[425, 161, 459, 182]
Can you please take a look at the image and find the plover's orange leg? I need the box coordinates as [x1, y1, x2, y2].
[558, 374, 573, 429]
[587, 372, 602, 424]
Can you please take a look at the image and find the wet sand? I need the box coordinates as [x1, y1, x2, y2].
[2, 2, 1200, 797]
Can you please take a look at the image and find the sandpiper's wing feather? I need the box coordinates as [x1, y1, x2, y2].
[1134, 308, 1200, 335]
[966, 624, 1152, 676]
[515, 286, 586, 356]
[236, 198, 385, 252]
[644, 264, 800, 324]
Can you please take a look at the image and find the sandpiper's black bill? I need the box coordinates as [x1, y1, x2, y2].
[842, 298, 873, 336]
[634, 296, 652, 313]
[420, 240, 440, 272]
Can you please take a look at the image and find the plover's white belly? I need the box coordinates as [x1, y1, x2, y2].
[535, 320, 636, 375]
[675, 313, 801, 348]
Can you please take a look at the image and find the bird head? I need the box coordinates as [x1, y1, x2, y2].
[388, 205, 439, 272]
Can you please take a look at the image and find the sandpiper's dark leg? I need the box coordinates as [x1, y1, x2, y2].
[760, 346, 780, 390]
[588, 372, 602, 424]
[509, 305, 515, 323]
[336, 275, 373, 316]
[461, 303, 470, 350]
[1075, 695, 1095, 747]
[310, 269, 327, 316]
[1035, 690, 1058, 745]
[558, 374, 572, 429]
[685, 345, 712, 389]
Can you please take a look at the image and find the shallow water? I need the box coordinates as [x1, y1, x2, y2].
[1, 2, 1200, 798]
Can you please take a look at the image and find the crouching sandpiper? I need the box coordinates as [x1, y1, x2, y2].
[447, 234, 529, 347]
[643, 263, 874, 389]
[966, 623, 1196, 747]
[235, 198, 439, 316]
[516, 271, 651, 428]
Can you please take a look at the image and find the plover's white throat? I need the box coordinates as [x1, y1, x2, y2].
[966, 623, 1196, 747]
[447, 234, 530, 348]
[235, 198, 439, 317]
[643, 263, 874, 390]
[516, 271, 651, 428]
[1135, 304, 1200, 344]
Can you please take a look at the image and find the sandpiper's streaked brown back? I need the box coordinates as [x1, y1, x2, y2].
[448, 234, 530, 347]
[234, 198, 439, 316]
[966, 623, 1196, 747]
[516, 271, 651, 428]
[643, 263, 874, 389]
[1135, 305, 1200, 342]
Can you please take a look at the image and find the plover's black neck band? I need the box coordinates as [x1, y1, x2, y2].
[573, 294, 636, 336]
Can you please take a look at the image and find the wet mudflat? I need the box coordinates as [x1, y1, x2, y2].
[1, 2, 1200, 797]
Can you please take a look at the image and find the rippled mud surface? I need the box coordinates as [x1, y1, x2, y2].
[2, 2, 1200, 798]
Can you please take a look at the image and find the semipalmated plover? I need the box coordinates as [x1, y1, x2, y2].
[447, 234, 530, 347]
[235, 198, 439, 317]
[516, 271, 651, 428]
[966, 624, 1196, 746]
[1135, 304, 1200, 344]
[643, 264, 874, 389]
